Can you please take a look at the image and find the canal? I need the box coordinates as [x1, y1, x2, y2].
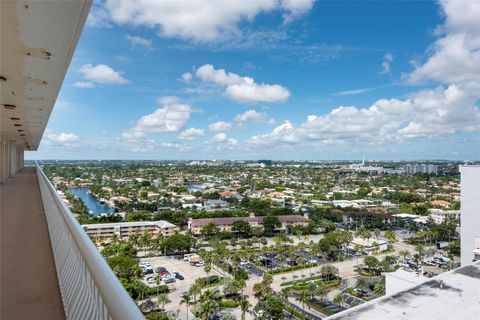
[69, 187, 114, 215]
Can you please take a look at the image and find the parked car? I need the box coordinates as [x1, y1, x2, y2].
[175, 273, 184, 280]
[162, 274, 173, 280]
[164, 277, 176, 284]
[195, 262, 205, 267]
[354, 288, 369, 297]
[155, 267, 167, 273]
[144, 267, 154, 274]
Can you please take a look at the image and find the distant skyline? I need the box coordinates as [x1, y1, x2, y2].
[27, 0, 480, 160]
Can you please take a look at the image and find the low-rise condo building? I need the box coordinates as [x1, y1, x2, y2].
[188, 213, 309, 235]
[429, 208, 460, 224]
[83, 220, 179, 239]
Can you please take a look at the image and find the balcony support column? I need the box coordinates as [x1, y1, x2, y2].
[0, 136, 24, 184]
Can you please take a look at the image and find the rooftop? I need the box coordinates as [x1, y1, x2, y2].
[189, 214, 309, 227]
[83, 220, 177, 229]
[325, 262, 480, 320]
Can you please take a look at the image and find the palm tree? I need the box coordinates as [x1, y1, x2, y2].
[157, 293, 170, 311]
[385, 230, 396, 244]
[239, 298, 251, 320]
[307, 282, 317, 300]
[415, 244, 425, 261]
[321, 264, 338, 281]
[297, 291, 310, 311]
[141, 231, 152, 252]
[281, 287, 291, 300]
[356, 277, 368, 291]
[399, 249, 410, 264]
[196, 300, 220, 320]
[333, 293, 343, 308]
[129, 232, 140, 250]
[373, 282, 385, 296]
[180, 293, 192, 320]
[135, 283, 146, 302]
[364, 230, 372, 247]
[314, 282, 326, 302]
[189, 283, 201, 303]
[354, 244, 363, 267]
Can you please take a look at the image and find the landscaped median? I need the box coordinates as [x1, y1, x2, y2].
[195, 275, 225, 288]
[280, 276, 340, 289]
[266, 262, 319, 275]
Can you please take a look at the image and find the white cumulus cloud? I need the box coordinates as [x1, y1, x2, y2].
[248, 84, 480, 147]
[42, 129, 80, 146]
[208, 121, 233, 132]
[126, 35, 152, 47]
[79, 64, 129, 84]
[103, 0, 314, 42]
[406, 0, 480, 91]
[379, 53, 393, 75]
[122, 97, 192, 141]
[73, 81, 95, 89]
[179, 127, 205, 140]
[209, 132, 238, 146]
[195, 64, 290, 103]
[181, 72, 193, 82]
[235, 109, 275, 124]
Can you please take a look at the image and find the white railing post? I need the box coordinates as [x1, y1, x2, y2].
[35, 163, 144, 320]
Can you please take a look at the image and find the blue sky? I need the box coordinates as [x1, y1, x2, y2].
[27, 0, 480, 160]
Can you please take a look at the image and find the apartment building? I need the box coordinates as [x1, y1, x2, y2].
[188, 213, 309, 235]
[428, 208, 460, 224]
[83, 220, 179, 239]
[460, 166, 480, 266]
[404, 164, 438, 175]
[204, 199, 229, 211]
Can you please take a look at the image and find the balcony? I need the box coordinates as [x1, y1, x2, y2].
[1, 165, 144, 320]
[1, 167, 64, 319]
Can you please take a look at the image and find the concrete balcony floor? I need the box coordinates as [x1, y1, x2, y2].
[1, 167, 65, 319]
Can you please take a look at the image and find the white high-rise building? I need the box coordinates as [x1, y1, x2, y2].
[460, 166, 480, 266]
[404, 163, 438, 175]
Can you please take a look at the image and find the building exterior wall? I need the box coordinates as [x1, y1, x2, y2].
[429, 209, 460, 224]
[474, 236, 480, 262]
[0, 136, 24, 184]
[460, 166, 480, 266]
[84, 223, 179, 240]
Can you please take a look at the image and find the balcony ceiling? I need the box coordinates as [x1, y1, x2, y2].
[0, 0, 91, 150]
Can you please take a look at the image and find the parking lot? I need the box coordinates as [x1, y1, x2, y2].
[139, 255, 217, 318]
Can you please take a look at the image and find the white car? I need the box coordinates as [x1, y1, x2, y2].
[147, 277, 156, 284]
[195, 262, 205, 267]
[162, 274, 173, 280]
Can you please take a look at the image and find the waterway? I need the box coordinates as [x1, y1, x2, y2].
[69, 187, 114, 215]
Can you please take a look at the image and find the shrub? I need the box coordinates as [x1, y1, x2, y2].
[195, 275, 222, 287]
[267, 262, 318, 275]
[146, 285, 169, 296]
[219, 300, 238, 308]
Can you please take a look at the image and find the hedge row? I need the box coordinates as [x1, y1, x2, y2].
[284, 305, 307, 320]
[280, 275, 323, 286]
[267, 262, 318, 275]
[145, 285, 169, 296]
[195, 275, 222, 287]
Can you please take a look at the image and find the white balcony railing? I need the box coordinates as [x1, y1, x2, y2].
[36, 164, 144, 320]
